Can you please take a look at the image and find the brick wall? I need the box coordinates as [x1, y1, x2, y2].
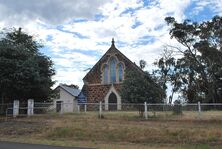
[83, 84, 121, 103]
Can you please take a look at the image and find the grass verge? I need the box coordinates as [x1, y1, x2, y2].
[0, 112, 222, 149]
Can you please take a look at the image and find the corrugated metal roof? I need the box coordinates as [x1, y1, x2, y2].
[59, 84, 81, 97]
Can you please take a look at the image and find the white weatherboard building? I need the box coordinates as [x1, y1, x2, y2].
[53, 84, 80, 113]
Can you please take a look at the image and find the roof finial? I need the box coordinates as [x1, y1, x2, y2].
[112, 38, 115, 46]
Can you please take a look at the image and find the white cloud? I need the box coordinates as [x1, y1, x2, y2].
[192, 1, 211, 15]
[53, 52, 99, 66]
[0, 0, 209, 90]
[0, 0, 110, 25]
[53, 68, 86, 88]
[45, 0, 191, 88]
[210, 0, 222, 15]
[190, 0, 222, 17]
[100, 0, 143, 17]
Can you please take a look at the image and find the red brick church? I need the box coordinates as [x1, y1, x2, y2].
[82, 39, 143, 110]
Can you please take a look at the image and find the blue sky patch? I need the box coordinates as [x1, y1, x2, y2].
[137, 35, 156, 45]
[132, 20, 143, 29]
[46, 35, 53, 41]
[121, 8, 136, 15]
[94, 13, 105, 21]
[185, 2, 215, 22]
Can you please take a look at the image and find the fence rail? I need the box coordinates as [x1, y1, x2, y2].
[1, 101, 222, 121]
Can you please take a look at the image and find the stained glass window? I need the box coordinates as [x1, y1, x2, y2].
[104, 64, 108, 84]
[118, 63, 123, 82]
[109, 57, 117, 83]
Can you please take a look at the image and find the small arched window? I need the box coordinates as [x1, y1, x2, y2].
[109, 57, 117, 83]
[118, 63, 123, 82]
[103, 64, 108, 84]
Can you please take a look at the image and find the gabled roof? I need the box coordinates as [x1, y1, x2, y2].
[83, 38, 144, 81]
[57, 84, 81, 97]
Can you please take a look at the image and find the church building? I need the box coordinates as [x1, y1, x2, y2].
[82, 39, 143, 110]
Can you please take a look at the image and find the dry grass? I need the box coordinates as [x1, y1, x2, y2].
[0, 112, 222, 149]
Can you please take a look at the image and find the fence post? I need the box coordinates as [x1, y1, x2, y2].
[84, 104, 87, 112]
[77, 105, 80, 113]
[13, 100, 19, 118]
[27, 99, 34, 116]
[5, 107, 8, 121]
[60, 102, 64, 115]
[198, 101, 201, 118]
[144, 102, 148, 120]
[99, 101, 102, 118]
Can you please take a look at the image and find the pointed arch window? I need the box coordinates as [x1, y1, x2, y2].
[109, 57, 117, 83]
[103, 64, 108, 84]
[118, 63, 123, 82]
[101, 56, 125, 84]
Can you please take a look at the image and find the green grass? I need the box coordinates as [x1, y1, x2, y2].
[1, 112, 222, 149]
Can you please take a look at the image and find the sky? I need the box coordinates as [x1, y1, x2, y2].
[0, 0, 221, 89]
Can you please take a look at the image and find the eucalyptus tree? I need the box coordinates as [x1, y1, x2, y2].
[154, 16, 222, 103]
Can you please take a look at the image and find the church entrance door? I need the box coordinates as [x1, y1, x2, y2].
[108, 92, 117, 111]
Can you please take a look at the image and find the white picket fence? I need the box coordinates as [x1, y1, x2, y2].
[1, 100, 222, 120]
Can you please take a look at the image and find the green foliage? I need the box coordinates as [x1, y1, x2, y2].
[0, 28, 55, 102]
[154, 16, 222, 103]
[153, 48, 178, 103]
[121, 70, 165, 104]
[139, 59, 146, 70]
